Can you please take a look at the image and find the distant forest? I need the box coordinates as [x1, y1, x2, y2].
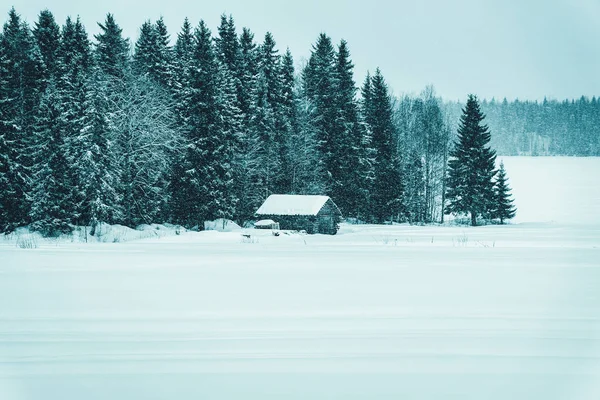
[444, 97, 600, 156]
[0, 8, 597, 235]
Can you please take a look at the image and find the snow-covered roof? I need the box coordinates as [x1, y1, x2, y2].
[256, 195, 334, 216]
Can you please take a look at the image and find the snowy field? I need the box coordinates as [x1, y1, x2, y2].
[1, 157, 599, 400]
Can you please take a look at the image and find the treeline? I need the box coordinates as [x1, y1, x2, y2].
[0, 8, 572, 235]
[1, 8, 460, 235]
[445, 97, 600, 156]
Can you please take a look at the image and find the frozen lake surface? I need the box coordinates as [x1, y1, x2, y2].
[1, 157, 599, 399]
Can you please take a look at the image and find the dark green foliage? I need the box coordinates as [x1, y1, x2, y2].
[56, 17, 95, 226]
[59, 17, 93, 79]
[0, 8, 46, 231]
[333, 40, 372, 220]
[33, 10, 61, 79]
[302, 34, 338, 193]
[215, 15, 239, 72]
[362, 69, 404, 223]
[492, 161, 516, 224]
[445, 95, 497, 226]
[0, 32, 17, 232]
[238, 28, 258, 121]
[94, 14, 129, 78]
[231, 27, 262, 224]
[170, 21, 237, 227]
[250, 32, 286, 199]
[278, 48, 297, 194]
[1, 9, 517, 232]
[133, 17, 172, 87]
[78, 72, 122, 233]
[29, 81, 73, 236]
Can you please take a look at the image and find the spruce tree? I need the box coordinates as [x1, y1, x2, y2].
[445, 94, 497, 226]
[172, 18, 194, 121]
[278, 48, 298, 194]
[133, 18, 173, 88]
[231, 27, 261, 224]
[215, 14, 239, 73]
[33, 9, 61, 79]
[291, 94, 327, 195]
[57, 16, 95, 226]
[133, 19, 173, 88]
[238, 27, 258, 122]
[169, 19, 194, 224]
[94, 14, 129, 78]
[214, 60, 241, 222]
[59, 17, 92, 79]
[251, 32, 285, 198]
[133, 21, 157, 75]
[29, 81, 73, 236]
[0, 8, 46, 231]
[493, 161, 516, 224]
[153, 17, 173, 87]
[251, 65, 280, 199]
[87, 76, 123, 232]
[0, 34, 20, 232]
[362, 69, 403, 223]
[302, 33, 338, 194]
[171, 21, 234, 227]
[334, 39, 371, 219]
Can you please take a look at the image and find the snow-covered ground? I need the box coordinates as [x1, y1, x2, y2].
[1, 157, 599, 400]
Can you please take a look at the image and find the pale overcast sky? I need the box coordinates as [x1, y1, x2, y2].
[9, 0, 600, 101]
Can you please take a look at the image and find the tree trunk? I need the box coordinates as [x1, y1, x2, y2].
[471, 212, 477, 227]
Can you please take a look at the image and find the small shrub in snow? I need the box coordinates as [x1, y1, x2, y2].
[453, 234, 469, 247]
[205, 219, 242, 232]
[240, 234, 258, 244]
[16, 234, 38, 249]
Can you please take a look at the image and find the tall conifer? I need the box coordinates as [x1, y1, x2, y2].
[445, 95, 497, 226]
[492, 161, 516, 224]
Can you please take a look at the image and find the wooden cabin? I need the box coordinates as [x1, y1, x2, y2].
[255, 195, 342, 235]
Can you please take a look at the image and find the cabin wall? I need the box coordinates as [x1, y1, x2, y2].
[257, 214, 337, 235]
[317, 201, 342, 234]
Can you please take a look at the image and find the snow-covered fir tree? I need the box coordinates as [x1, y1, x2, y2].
[0, 8, 46, 231]
[445, 94, 497, 226]
[278, 48, 298, 194]
[28, 81, 73, 236]
[94, 13, 129, 79]
[492, 161, 516, 224]
[333, 39, 373, 220]
[250, 32, 286, 200]
[302, 34, 339, 194]
[170, 21, 236, 227]
[33, 9, 61, 81]
[0, 9, 534, 231]
[133, 18, 172, 88]
[74, 72, 122, 234]
[362, 69, 404, 223]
